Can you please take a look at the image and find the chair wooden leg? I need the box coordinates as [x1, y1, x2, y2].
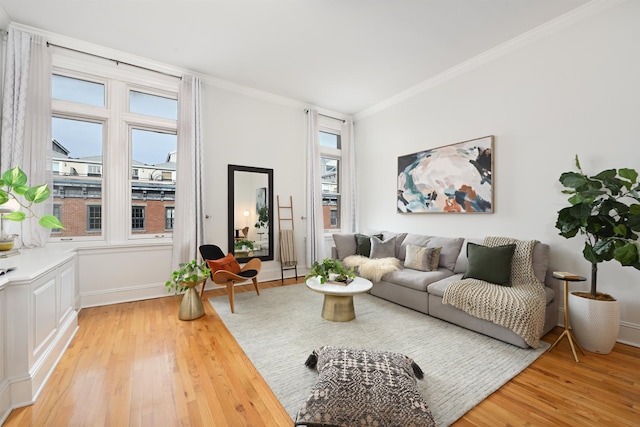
[253, 277, 260, 295]
[199, 278, 208, 299]
[227, 281, 235, 313]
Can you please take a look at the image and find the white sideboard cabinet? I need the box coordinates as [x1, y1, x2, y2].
[0, 246, 78, 424]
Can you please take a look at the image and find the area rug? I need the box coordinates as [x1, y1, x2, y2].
[209, 284, 548, 426]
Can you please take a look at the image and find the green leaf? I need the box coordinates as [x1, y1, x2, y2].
[0, 191, 8, 205]
[614, 243, 639, 267]
[11, 185, 29, 195]
[3, 211, 26, 222]
[559, 172, 587, 189]
[593, 169, 617, 181]
[619, 168, 638, 184]
[583, 243, 600, 264]
[567, 193, 584, 205]
[613, 224, 628, 237]
[24, 184, 50, 203]
[1, 167, 28, 187]
[39, 215, 65, 229]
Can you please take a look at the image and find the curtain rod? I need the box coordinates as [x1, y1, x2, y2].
[46, 42, 182, 79]
[305, 109, 346, 123]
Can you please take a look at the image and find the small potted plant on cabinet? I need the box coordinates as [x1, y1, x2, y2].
[555, 155, 640, 353]
[0, 166, 65, 249]
[166, 260, 211, 320]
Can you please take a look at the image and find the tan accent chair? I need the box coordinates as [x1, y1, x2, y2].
[199, 244, 261, 313]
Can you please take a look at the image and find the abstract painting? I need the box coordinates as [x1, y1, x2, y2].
[397, 135, 494, 213]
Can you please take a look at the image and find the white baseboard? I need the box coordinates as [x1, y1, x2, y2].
[80, 265, 310, 308]
[2, 310, 78, 421]
[0, 380, 11, 426]
[80, 283, 170, 308]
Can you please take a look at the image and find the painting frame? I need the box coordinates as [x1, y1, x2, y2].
[397, 135, 494, 214]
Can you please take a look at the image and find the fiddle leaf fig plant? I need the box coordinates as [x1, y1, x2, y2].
[254, 205, 269, 229]
[0, 166, 65, 231]
[555, 155, 640, 299]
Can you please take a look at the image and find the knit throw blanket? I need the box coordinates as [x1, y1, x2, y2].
[442, 236, 546, 348]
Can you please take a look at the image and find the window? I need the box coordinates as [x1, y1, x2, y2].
[165, 206, 175, 230]
[319, 130, 342, 231]
[87, 164, 101, 177]
[51, 63, 179, 242]
[132, 206, 145, 231]
[87, 205, 101, 232]
[52, 74, 104, 106]
[52, 204, 62, 233]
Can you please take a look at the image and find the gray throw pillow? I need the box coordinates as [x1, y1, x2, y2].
[355, 233, 383, 257]
[332, 233, 357, 260]
[370, 235, 396, 259]
[404, 244, 441, 271]
[462, 242, 516, 286]
[427, 236, 464, 270]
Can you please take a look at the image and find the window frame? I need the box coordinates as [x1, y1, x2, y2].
[50, 53, 179, 244]
[318, 117, 344, 233]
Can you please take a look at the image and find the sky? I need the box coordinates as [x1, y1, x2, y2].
[51, 75, 177, 165]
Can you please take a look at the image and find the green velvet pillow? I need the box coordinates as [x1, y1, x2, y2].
[355, 233, 383, 257]
[462, 242, 516, 286]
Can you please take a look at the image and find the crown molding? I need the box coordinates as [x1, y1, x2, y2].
[8, 23, 347, 118]
[354, 0, 625, 121]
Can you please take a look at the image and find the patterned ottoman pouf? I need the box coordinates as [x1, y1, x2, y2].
[294, 346, 436, 427]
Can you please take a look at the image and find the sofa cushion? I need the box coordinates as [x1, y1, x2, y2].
[427, 273, 465, 297]
[370, 235, 396, 258]
[355, 233, 383, 257]
[404, 244, 441, 272]
[426, 236, 464, 271]
[453, 238, 482, 274]
[532, 243, 550, 283]
[382, 267, 454, 292]
[398, 233, 432, 260]
[462, 242, 516, 286]
[332, 233, 357, 260]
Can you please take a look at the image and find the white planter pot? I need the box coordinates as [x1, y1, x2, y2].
[568, 292, 620, 354]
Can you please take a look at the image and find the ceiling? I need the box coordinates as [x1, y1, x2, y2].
[0, 0, 589, 115]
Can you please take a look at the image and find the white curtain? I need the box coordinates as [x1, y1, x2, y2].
[341, 118, 356, 232]
[305, 109, 324, 266]
[171, 74, 204, 269]
[0, 28, 52, 247]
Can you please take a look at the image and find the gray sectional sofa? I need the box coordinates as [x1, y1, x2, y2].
[331, 231, 558, 348]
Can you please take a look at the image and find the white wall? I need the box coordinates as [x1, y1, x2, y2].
[201, 84, 308, 281]
[354, 1, 640, 347]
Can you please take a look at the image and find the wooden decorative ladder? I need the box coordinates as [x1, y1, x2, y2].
[277, 195, 298, 283]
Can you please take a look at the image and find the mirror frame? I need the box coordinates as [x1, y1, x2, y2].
[227, 164, 274, 263]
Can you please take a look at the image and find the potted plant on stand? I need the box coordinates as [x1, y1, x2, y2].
[166, 260, 211, 320]
[556, 155, 640, 353]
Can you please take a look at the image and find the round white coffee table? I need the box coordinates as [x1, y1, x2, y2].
[305, 276, 373, 322]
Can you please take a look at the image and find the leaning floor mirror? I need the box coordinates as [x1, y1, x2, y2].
[227, 164, 274, 262]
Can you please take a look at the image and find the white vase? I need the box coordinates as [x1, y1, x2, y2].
[568, 292, 620, 354]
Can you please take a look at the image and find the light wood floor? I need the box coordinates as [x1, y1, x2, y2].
[5, 279, 639, 426]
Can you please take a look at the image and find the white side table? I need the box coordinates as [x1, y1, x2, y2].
[306, 276, 373, 322]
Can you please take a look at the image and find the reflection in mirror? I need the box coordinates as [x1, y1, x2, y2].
[228, 165, 274, 262]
